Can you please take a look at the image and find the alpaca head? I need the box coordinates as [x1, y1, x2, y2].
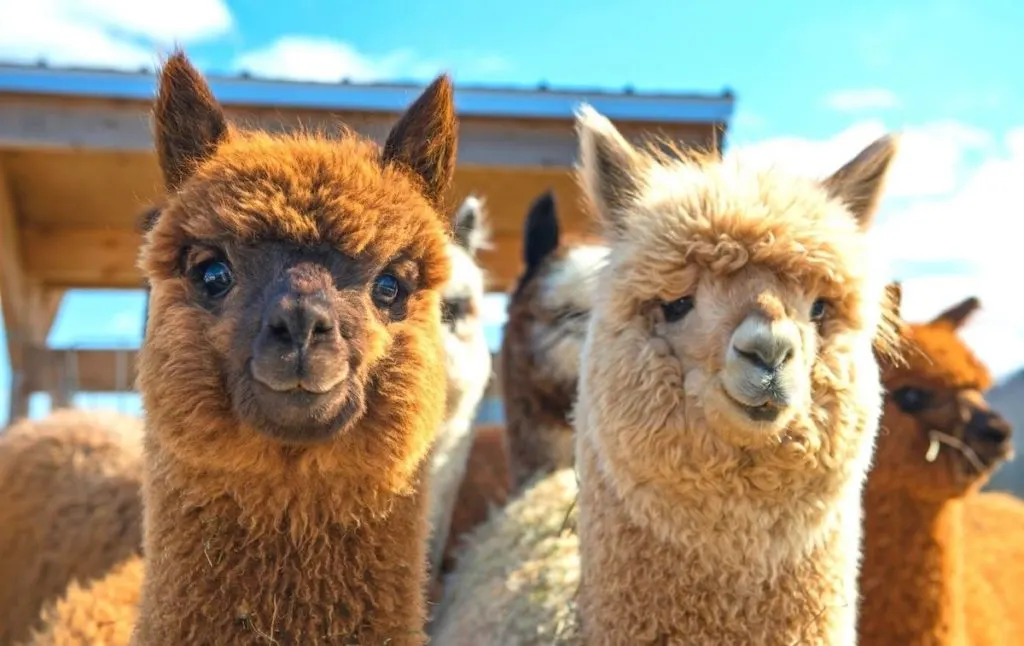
[499, 191, 608, 480]
[138, 51, 457, 497]
[441, 195, 493, 421]
[873, 286, 1013, 500]
[574, 105, 900, 515]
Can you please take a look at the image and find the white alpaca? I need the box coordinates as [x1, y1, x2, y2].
[426, 195, 494, 578]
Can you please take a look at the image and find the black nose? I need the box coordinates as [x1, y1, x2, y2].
[965, 410, 1012, 445]
[264, 290, 337, 351]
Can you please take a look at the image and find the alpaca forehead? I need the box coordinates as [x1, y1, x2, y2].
[186, 132, 447, 257]
[630, 161, 869, 280]
[537, 245, 609, 310]
[895, 324, 993, 390]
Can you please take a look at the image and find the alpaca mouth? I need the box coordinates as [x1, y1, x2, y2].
[925, 429, 1011, 474]
[721, 385, 785, 424]
[239, 374, 366, 446]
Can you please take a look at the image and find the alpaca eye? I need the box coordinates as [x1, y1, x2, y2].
[892, 386, 932, 413]
[372, 273, 401, 306]
[661, 296, 695, 323]
[442, 296, 470, 323]
[195, 259, 234, 299]
[810, 298, 830, 322]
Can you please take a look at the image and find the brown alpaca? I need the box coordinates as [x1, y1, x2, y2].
[0, 410, 143, 646]
[859, 288, 1016, 646]
[963, 491, 1024, 644]
[499, 190, 609, 489]
[30, 50, 457, 645]
[433, 106, 900, 645]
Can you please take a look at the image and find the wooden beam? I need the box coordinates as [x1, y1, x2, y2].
[0, 164, 32, 422]
[19, 224, 549, 293]
[23, 346, 139, 394]
[0, 96, 714, 169]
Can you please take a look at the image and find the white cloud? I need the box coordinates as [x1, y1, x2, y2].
[232, 36, 512, 84]
[732, 122, 1024, 382]
[825, 88, 902, 112]
[732, 119, 994, 199]
[233, 37, 441, 83]
[0, 0, 232, 69]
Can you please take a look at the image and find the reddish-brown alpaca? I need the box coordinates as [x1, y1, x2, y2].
[859, 286, 1015, 646]
[32, 51, 458, 645]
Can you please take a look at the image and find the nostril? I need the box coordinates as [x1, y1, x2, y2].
[268, 320, 292, 343]
[974, 426, 1010, 444]
[312, 320, 334, 336]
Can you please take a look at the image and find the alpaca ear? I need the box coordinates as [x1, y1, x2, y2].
[885, 281, 903, 318]
[452, 194, 490, 255]
[932, 296, 981, 330]
[822, 133, 899, 230]
[154, 50, 230, 192]
[523, 190, 560, 270]
[383, 74, 458, 211]
[576, 104, 647, 239]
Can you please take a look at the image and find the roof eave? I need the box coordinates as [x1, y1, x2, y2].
[0, 64, 735, 126]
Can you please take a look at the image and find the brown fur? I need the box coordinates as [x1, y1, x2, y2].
[0, 410, 143, 646]
[32, 50, 457, 645]
[859, 291, 1016, 646]
[434, 106, 900, 645]
[500, 191, 609, 489]
[963, 492, 1024, 644]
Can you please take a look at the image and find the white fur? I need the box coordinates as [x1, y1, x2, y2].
[531, 244, 610, 384]
[426, 198, 494, 578]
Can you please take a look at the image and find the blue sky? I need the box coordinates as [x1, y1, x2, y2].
[3, 0, 1024, 422]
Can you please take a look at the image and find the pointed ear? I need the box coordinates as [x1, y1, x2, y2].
[452, 194, 490, 255]
[154, 50, 230, 192]
[523, 190, 560, 269]
[932, 296, 981, 330]
[886, 281, 903, 318]
[822, 134, 899, 230]
[383, 74, 458, 211]
[576, 104, 648, 239]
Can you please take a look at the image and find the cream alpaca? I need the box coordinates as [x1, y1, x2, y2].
[433, 106, 900, 645]
[426, 194, 494, 579]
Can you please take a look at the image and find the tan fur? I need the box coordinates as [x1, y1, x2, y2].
[963, 492, 1024, 644]
[859, 291, 1016, 646]
[0, 410, 143, 646]
[30, 50, 457, 645]
[434, 106, 899, 645]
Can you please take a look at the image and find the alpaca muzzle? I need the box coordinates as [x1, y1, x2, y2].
[722, 313, 802, 423]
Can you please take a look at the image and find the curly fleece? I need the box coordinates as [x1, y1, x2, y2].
[0, 409, 143, 646]
[31, 49, 456, 645]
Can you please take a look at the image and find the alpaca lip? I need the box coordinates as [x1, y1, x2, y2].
[722, 388, 782, 423]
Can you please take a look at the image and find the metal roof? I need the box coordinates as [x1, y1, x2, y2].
[0, 62, 735, 125]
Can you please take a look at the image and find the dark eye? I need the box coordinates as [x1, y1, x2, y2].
[661, 296, 695, 323]
[892, 386, 932, 413]
[442, 297, 470, 323]
[810, 298, 829, 322]
[372, 273, 401, 307]
[195, 259, 234, 299]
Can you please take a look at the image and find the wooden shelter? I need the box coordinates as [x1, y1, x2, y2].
[0, 62, 735, 423]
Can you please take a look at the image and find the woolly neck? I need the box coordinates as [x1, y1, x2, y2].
[132, 446, 430, 645]
[859, 483, 967, 646]
[574, 436, 863, 646]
